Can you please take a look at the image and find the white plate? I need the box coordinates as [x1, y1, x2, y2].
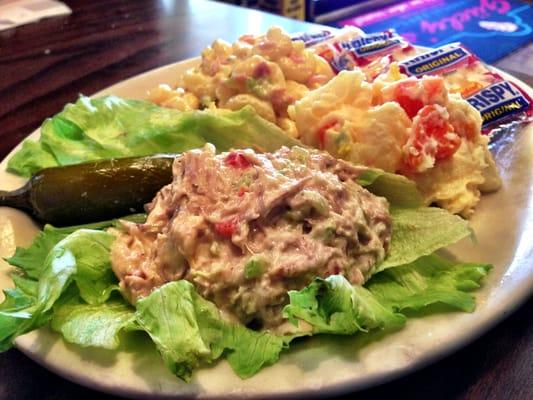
[0, 60, 532, 399]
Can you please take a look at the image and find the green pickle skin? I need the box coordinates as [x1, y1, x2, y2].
[29, 155, 175, 226]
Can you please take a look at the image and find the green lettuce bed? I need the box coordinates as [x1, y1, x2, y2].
[0, 213, 489, 381]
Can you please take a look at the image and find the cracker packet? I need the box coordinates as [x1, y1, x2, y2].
[398, 43, 532, 131]
[309, 28, 418, 80]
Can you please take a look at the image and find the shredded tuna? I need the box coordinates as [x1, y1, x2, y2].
[111, 144, 391, 328]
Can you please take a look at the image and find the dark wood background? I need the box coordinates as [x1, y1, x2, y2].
[0, 1, 531, 399]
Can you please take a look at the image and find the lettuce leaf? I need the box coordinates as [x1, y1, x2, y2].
[134, 280, 287, 381]
[6, 140, 58, 175]
[0, 276, 41, 351]
[283, 255, 490, 335]
[6, 94, 422, 213]
[283, 275, 406, 334]
[6, 226, 69, 279]
[4, 214, 144, 280]
[367, 254, 491, 312]
[50, 278, 291, 381]
[7, 97, 299, 176]
[51, 293, 135, 350]
[356, 168, 423, 208]
[5, 94, 421, 211]
[0, 230, 115, 349]
[12, 228, 115, 306]
[377, 207, 472, 272]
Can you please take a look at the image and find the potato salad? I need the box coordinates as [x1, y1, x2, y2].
[290, 69, 501, 217]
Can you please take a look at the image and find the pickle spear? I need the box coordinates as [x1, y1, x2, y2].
[0, 155, 175, 226]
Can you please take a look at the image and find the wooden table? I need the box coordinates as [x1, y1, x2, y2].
[0, 1, 531, 399]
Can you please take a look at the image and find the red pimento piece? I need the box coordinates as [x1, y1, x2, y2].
[214, 219, 237, 238]
[253, 61, 271, 79]
[237, 186, 247, 197]
[225, 151, 251, 169]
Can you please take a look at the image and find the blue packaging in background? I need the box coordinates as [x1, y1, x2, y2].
[334, 0, 533, 63]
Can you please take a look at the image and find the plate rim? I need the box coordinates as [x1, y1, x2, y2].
[1, 58, 532, 399]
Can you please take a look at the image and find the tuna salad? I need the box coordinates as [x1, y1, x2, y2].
[111, 144, 391, 328]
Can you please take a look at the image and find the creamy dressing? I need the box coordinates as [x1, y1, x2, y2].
[111, 145, 391, 328]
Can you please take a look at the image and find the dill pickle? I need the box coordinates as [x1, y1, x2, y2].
[0, 155, 175, 226]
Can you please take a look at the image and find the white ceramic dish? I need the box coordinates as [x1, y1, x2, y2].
[0, 60, 531, 399]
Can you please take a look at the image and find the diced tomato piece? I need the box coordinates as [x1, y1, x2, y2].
[422, 77, 445, 103]
[419, 106, 461, 160]
[403, 105, 461, 172]
[225, 152, 251, 169]
[391, 77, 446, 119]
[394, 80, 425, 119]
[214, 219, 237, 238]
[238, 186, 247, 197]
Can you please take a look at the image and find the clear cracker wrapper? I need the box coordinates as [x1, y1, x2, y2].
[290, 30, 335, 47]
[305, 26, 366, 50]
[398, 42, 533, 131]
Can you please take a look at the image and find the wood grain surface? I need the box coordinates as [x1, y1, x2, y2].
[0, 1, 531, 399]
